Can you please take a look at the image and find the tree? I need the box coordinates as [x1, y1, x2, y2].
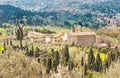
[4, 40, 6, 51]
[25, 45, 29, 56]
[84, 63, 87, 76]
[107, 51, 114, 65]
[88, 48, 95, 70]
[52, 59, 57, 72]
[29, 50, 33, 57]
[104, 60, 109, 69]
[95, 53, 102, 71]
[81, 56, 84, 66]
[6, 39, 9, 45]
[46, 58, 52, 73]
[63, 45, 70, 65]
[16, 17, 27, 49]
[10, 40, 12, 46]
[16, 29, 23, 40]
[78, 21, 83, 26]
[35, 47, 40, 57]
[68, 60, 74, 71]
[31, 45, 34, 56]
[55, 51, 60, 66]
[26, 45, 29, 53]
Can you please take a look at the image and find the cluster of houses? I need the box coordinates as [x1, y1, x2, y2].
[28, 31, 68, 45]
[28, 31, 96, 46]
[27, 26, 120, 48]
[28, 26, 97, 46]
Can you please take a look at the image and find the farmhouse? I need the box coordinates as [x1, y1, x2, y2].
[67, 32, 96, 46]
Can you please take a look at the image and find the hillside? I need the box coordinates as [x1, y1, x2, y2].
[0, 0, 112, 12]
[0, 0, 120, 28]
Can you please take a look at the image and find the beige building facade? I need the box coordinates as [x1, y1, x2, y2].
[67, 32, 96, 46]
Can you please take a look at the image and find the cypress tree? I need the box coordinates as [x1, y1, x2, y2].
[105, 51, 114, 70]
[84, 63, 87, 76]
[115, 51, 120, 60]
[6, 39, 9, 45]
[55, 51, 60, 66]
[25, 45, 29, 56]
[111, 52, 115, 61]
[104, 60, 109, 69]
[26, 45, 29, 53]
[35, 47, 40, 57]
[46, 58, 52, 73]
[51, 49, 55, 57]
[37, 58, 40, 63]
[95, 53, 102, 72]
[10, 40, 12, 46]
[107, 51, 113, 65]
[4, 40, 6, 51]
[16, 45, 19, 49]
[2, 50, 4, 53]
[88, 48, 95, 70]
[29, 50, 34, 57]
[52, 59, 57, 72]
[68, 60, 74, 71]
[32, 45, 34, 56]
[63, 45, 69, 65]
[81, 56, 84, 66]
[16, 29, 20, 40]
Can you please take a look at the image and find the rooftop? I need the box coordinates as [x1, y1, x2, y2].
[68, 32, 96, 37]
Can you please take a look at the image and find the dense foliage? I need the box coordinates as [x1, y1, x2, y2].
[1, 1, 120, 28]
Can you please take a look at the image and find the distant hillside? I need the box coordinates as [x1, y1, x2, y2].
[0, 0, 120, 28]
[0, 5, 35, 25]
[0, 0, 112, 12]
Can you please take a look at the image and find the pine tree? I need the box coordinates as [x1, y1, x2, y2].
[95, 53, 102, 72]
[88, 48, 95, 70]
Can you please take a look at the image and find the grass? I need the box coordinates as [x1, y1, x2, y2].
[0, 28, 6, 37]
[0, 44, 3, 51]
[24, 26, 71, 34]
[69, 46, 106, 62]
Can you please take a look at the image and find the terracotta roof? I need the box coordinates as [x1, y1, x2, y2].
[68, 32, 96, 37]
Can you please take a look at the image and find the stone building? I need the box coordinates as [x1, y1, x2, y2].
[67, 32, 96, 46]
